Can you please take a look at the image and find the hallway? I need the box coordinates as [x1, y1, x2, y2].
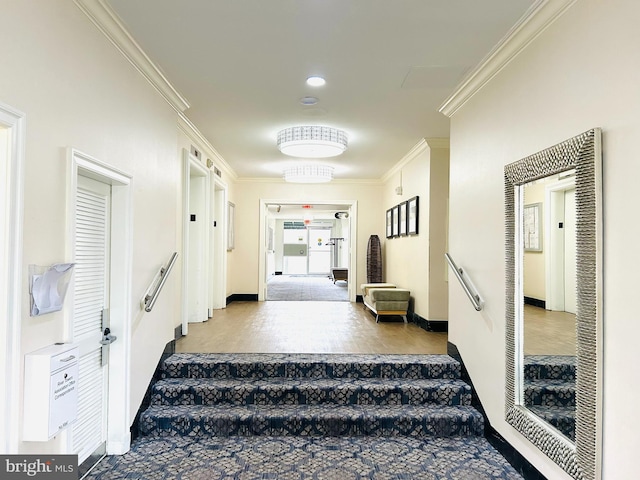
[176, 301, 448, 354]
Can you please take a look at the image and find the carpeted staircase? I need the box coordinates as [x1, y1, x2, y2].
[140, 353, 483, 438]
[524, 354, 576, 441]
[86, 353, 524, 478]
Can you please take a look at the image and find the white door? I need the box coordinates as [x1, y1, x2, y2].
[71, 175, 111, 465]
[307, 228, 331, 274]
[564, 188, 577, 314]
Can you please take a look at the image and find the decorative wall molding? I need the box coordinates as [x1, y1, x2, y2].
[177, 115, 238, 181]
[381, 139, 428, 183]
[439, 0, 576, 117]
[74, 0, 190, 113]
[382, 138, 449, 183]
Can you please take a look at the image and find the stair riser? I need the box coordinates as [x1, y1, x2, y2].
[524, 389, 575, 407]
[162, 362, 460, 380]
[523, 365, 575, 381]
[140, 414, 483, 438]
[151, 385, 472, 407]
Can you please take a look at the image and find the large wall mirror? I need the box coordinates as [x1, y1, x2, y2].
[504, 129, 602, 480]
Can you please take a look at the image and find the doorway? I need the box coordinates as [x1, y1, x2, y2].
[67, 148, 133, 466]
[210, 176, 228, 310]
[258, 200, 357, 302]
[181, 150, 210, 335]
[0, 103, 25, 453]
[545, 178, 577, 313]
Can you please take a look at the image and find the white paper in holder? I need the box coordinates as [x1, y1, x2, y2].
[30, 263, 75, 316]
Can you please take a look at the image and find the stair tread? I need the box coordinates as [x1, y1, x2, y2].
[154, 377, 471, 388]
[142, 403, 482, 417]
[524, 378, 575, 390]
[528, 405, 575, 416]
[162, 353, 461, 379]
[164, 353, 460, 364]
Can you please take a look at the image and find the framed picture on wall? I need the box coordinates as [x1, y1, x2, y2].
[227, 201, 235, 251]
[523, 202, 542, 251]
[399, 201, 408, 236]
[407, 196, 419, 235]
[386, 208, 393, 238]
[392, 205, 400, 237]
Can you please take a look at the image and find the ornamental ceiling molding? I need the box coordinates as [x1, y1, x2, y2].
[381, 138, 448, 183]
[439, 0, 576, 117]
[74, 0, 190, 113]
[177, 115, 238, 181]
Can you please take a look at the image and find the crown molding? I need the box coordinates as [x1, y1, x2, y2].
[439, 0, 576, 117]
[381, 139, 429, 183]
[74, 0, 190, 113]
[425, 137, 450, 149]
[177, 114, 238, 181]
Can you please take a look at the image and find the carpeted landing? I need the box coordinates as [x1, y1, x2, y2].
[85, 353, 523, 479]
[266, 275, 348, 301]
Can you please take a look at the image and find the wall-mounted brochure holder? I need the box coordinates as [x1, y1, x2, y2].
[29, 263, 75, 316]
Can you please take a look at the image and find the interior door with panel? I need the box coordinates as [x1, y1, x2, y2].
[71, 175, 112, 470]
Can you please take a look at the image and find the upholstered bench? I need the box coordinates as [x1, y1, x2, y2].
[331, 268, 348, 283]
[360, 283, 410, 323]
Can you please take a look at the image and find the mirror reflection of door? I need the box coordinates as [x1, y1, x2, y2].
[563, 188, 577, 314]
[522, 172, 577, 441]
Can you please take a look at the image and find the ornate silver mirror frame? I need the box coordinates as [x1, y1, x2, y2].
[505, 129, 602, 480]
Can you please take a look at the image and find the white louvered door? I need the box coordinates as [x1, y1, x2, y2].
[71, 175, 111, 465]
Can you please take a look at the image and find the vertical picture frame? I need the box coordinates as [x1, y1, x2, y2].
[392, 205, 400, 237]
[386, 208, 393, 238]
[523, 202, 542, 252]
[399, 201, 408, 236]
[407, 196, 419, 235]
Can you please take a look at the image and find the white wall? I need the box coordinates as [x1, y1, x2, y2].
[447, 1, 640, 478]
[383, 141, 449, 321]
[0, 0, 183, 452]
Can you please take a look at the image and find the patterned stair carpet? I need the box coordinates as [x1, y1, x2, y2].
[524, 355, 576, 441]
[85, 354, 523, 479]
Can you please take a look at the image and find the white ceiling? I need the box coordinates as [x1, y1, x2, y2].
[107, 0, 534, 180]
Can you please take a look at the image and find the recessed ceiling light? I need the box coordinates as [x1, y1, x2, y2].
[306, 76, 326, 87]
[300, 96, 319, 106]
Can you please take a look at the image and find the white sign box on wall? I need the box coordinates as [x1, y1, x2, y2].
[23, 344, 79, 441]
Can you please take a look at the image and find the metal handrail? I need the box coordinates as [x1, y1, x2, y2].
[445, 253, 483, 311]
[142, 252, 178, 312]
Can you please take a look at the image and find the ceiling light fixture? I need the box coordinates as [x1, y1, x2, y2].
[283, 164, 334, 183]
[277, 126, 348, 158]
[306, 76, 326, 87]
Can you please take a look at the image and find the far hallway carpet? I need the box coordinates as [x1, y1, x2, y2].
[267, 274, 348, 301]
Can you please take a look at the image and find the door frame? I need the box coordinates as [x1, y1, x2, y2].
[258, 199, 358, 301]
[0, 102, 25, 454]
[66, 148, 133, 455]
[211, 175, 228, 310]
[545, 176, 576, 311]
[181, 150, 210, 335]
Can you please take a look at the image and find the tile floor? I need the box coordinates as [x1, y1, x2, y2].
[176, 301, 448, 354]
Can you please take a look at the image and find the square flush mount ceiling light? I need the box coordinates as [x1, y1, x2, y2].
[283, 164, 334, 183]
[277, 126, 348, 158]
